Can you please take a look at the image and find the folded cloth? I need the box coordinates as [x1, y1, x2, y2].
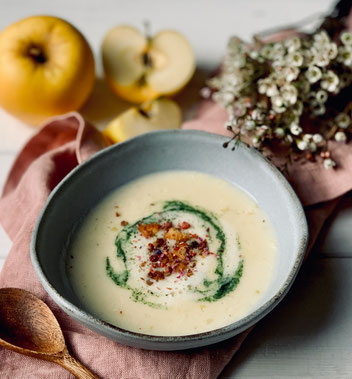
[0, 112, 254, 379]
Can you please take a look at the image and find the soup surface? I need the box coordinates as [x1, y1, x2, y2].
[68, 170, 277, 336]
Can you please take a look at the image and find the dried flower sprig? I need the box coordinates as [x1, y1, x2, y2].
[206, 29, 352, 168]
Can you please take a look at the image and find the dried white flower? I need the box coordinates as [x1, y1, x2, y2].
[209, 29, 352, 168]
[341, 31, 352, 46]
[252, 136, 261, 147]
[309, 142, 317, 152]
[312, 133, 323, 144]
[221, 92, 234, 104]
[310, 100, 326, 115]
[274, 128, 285, 138]
[251, 109, 264, 121]
[323, 158, 336, 169]
[303, 134, 313, 142]
[280, 84, 297, 105]
[315, 90, 328, 103]
[266, 83, 279, 97]
[245, 119, 256, 130]
[200, 87, 212, 99]
[314, 52, 330, 67]
[257, 125, 269, 136]
[249, 50, 259, 59]
[297, 140, 308, 150]
[258, 80, 268, 94]
[271, 95, 286, 113]
[314, 31, 330, 46]
[287, 51, 304, 67]
[289, 123, 302, 135]
[335, 113, 350, 128]
[282, 66, 300, 82]
[285, 36, 301, 53]
[305, 65, 322, 83]
[335, 131, 347, 142]
[338, 46, 352, 66]
[273, 43, 285, 57]
[285, 134, 293, 144]
[328, 43, 338, 59]
[261, 45, 274, 59]
[292, 100, 303, 115]
[321, 71, 339, 92]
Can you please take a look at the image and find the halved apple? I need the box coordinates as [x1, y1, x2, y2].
[102, 25, 195, 103]
[103, 98, 182, 143]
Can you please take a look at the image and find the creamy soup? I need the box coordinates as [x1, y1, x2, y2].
[68, 171, 277, 336]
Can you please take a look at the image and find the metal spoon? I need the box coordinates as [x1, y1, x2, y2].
[0, 287, 98, 378]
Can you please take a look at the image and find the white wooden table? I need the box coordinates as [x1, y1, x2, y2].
[1, 0, 352, 377]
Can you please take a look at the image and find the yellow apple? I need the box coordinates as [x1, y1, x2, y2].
[0, 16, 95, 125]
[102, 25, 195, 103]
[103, 98, 182, 143]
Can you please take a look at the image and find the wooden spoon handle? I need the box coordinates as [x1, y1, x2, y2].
[55, 352, 99, 379]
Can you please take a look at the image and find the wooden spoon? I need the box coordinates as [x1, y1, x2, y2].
[0, 287, 98, 378]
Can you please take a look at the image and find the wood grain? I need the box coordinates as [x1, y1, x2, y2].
[0, 288, 98, 379]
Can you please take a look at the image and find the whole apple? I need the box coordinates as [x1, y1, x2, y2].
[0, 16, 95, 125]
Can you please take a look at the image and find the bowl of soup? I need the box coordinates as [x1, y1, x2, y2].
[31, 129, 308, 350]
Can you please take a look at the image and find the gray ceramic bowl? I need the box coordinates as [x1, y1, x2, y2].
[31, 130, 308, 351]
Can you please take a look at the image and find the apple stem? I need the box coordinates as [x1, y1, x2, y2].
[143, 20, 152, 42]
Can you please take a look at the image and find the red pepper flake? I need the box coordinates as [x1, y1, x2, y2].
[121, 220, 128, 226]
[181, 221, 191, 230]
[146, 279, 153, 286]
[115, 211, 120, 217]
[161, 221, 173, 230]
[120, 310, 123, 314]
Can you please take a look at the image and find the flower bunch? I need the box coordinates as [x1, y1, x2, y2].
[206, 30, 352, 168]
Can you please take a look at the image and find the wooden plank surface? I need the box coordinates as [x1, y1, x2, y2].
[220, 258, 352, 378]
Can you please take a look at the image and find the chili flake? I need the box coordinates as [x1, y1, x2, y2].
[137, 219, 212, 285]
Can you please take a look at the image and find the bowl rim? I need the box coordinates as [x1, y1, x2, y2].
[30, 129, 308, 345]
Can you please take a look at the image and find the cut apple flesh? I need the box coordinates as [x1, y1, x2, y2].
[103, 98, 182, 143]
[147, 31, 195, 93]
[102, 25, 147, 86]
[102, 25, 195, 102]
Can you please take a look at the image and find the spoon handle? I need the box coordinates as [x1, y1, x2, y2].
[55, 352, 99, 379]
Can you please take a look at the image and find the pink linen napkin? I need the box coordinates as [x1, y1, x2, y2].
[0, 113, 254, 379]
